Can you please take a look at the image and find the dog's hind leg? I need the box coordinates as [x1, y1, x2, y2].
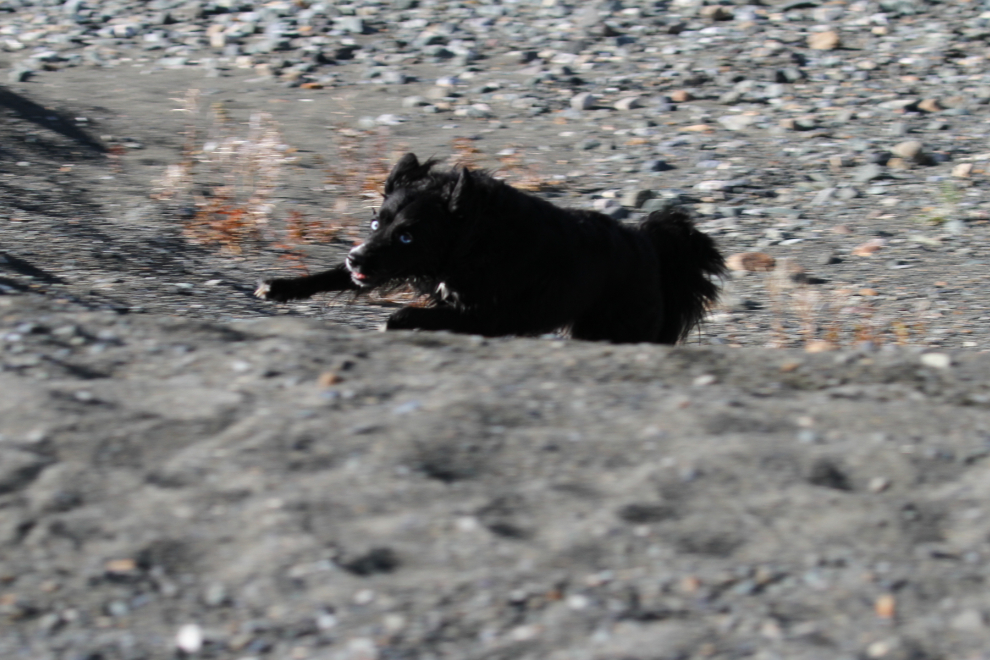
[386, 306, 494, 335]
[255, 264, 358, 302]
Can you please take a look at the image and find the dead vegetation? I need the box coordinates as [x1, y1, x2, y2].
[154, 94, 559, 266]
[152, 90, 399, 276]
[719, 254, 926, 351]
[154, 89, 291, 253]
[322, 126, 397, 241]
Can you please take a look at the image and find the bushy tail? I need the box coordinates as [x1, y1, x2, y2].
[640, 205, 726, 344]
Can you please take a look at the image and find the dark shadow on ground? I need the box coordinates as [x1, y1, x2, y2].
[0, 86, 105, 153]
[0, 276, 29, 293]
[0, 252, 65, 284]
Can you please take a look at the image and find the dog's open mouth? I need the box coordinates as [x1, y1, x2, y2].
[346, 263, 376, 287]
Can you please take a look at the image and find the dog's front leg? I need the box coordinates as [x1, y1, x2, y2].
[386, 306, 493, 335]
[255, 264, 358, 302]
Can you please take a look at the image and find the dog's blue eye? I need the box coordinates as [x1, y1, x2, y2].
[370, 220, 380, 231]
[398, 233, 413, 244]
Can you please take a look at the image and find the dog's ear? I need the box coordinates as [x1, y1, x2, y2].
[384, 153, 421, 196]
[449, 166, 472, 213]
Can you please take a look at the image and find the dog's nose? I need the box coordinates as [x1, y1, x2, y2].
[346, 244, 366, 270]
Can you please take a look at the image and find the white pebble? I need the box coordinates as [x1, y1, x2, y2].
[346, 637, 379, 660]
[375, 114, 406, 125]
[509, 624, 540, 641]
[920, 352, 951, 369]
[717, 114, 757, 131]
[570, 92, 596, 110]
[614, 96, 642, 111]
[567, 594, 590, 610]
[868, 477, 891, 493]
[695, 180, 729, 192]
[951, 609, 985, 631]
[392, 400, 421, 415]
[316, 612, 337, 629]
[175, 624, 203, 654]
[456, 516, 480, 532]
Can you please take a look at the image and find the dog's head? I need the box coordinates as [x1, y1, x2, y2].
[346, 153, 474, 287]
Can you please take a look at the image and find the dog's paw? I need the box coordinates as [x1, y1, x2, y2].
[254, 279, 273, 300]
[255, 279, 294, 302]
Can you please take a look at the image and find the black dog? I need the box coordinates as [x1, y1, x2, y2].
[256, 153, 725, 344]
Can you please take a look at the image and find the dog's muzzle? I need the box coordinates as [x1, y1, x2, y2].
[346, 244, 370, 284]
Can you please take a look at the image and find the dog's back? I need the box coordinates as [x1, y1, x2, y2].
[439, 177, 658, 340]
[442, 172, 723, 344]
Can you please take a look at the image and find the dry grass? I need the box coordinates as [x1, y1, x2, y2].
[758, 266, 925, 351]
[154, 93, 562, 261]
[153, 90, 403, 270]
[154, 89, 294, 253]
[151, 94, 563, 317]
[322, 126, 399, 241]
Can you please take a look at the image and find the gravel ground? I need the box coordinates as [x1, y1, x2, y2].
[5, 0, 990, 658]
[4, 296, 990, 660]
[4, 0, 990, 349]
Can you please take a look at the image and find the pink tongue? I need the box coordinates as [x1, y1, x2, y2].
[354, 272, 367, 280]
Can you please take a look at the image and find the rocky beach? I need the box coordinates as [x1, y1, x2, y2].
[4, 0, 990, 658]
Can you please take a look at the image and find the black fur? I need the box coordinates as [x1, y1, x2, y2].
[256, 153, 725, 344]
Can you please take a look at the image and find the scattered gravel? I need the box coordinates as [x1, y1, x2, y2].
[6, 0, 990, 657]
[3, 296, 990, 660]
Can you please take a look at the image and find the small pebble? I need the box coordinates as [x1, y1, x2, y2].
[868, 477, 891, 493]
[890, 140, 924, 163]
[202, 583, 227, 607]
[726, 252, 775, 272]
[874, 594, 896, 619]
[807, 31, 841, 50]
[717, 115, 757, 131]
[852, 239, 885, 257]
[950, 609, 986, 632]
[952, 163, 973, 178]
[920, 353, 951, 369]
[176, 624, 204, 654]
[567, 594, 590, 610]
[614, 96, 642, 111]
[805, 340, 837, 353]
[570, 92, 596, 110]
[867, 640, 895, 658]
[853, 164, 886, 183]
[692, 374, 717, 387]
